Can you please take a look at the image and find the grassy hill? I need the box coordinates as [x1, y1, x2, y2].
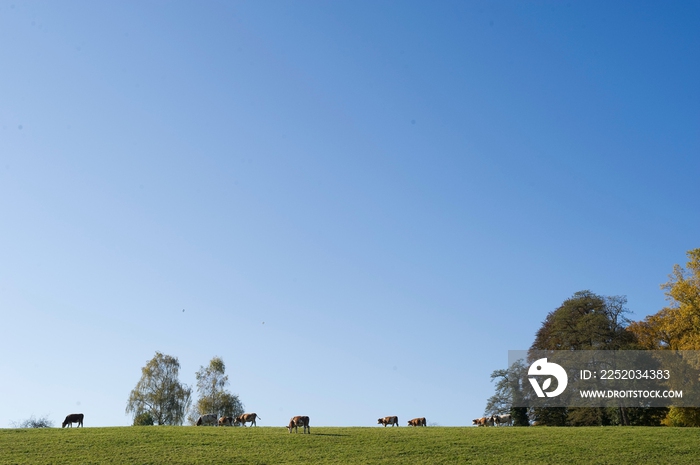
[2, 426, 699, 464]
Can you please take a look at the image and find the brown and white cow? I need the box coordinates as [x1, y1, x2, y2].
[62, 413, 84, 428]
[378, 416, 399, 427]
[196, 414, 218, 426]
[235, 413, 260, 427]
[472, 416, 494, 427]
[492, 414, 512, 426]
[288, 416, 310, 434]
[218, 416, 234, 426]
[407, 417, 427, 427]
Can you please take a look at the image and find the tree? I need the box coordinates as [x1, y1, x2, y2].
[188, 356, 244, 424]
[126, 352, 192, 426]
[10, 414, 53, 428]
[531, 291, 635, 352]
[529, 291, 638, 426]
[132, 412, 155, 426]
[485, 359, 529, 426]
[627, 248, 700, 426]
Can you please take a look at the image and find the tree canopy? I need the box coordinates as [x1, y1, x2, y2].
[126, 352, 192, 426]
[628, 249, 700, 351]
[531, 291, 635, 352]
[486, 249, 700, 427]
[188, 356, 244, 424]
[626, 248, 700, 426]
[528, 291, 642, 426]
[485, 360, 529, 426]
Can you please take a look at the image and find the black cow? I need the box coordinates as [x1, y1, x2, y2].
[62, 413, 84, 428]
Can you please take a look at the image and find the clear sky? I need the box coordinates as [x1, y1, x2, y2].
[1, 0, 698, 428]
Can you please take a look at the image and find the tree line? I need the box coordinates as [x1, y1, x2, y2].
[486, 247, 700, 427]
[126, 353, 244, 426]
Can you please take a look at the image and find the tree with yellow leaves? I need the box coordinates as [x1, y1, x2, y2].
[627, 248, 700, 426]
[628, 248, 700, 350]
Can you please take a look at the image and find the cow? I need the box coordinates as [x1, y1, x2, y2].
[407, 417, 427, 427]
[472, 416, 494, 427]
[235, 413, 260, 427]
[196, 414, 218, 426]
[378, 416, 399, 427]
[62, 413, 84, 428]
[218, 416, 234, 426]
[492, 414, 512, 426]
[288, 416, 310, 434]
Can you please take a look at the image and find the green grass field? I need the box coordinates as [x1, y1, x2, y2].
[1, 426, 699, 464]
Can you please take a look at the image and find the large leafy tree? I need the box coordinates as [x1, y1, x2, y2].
[126, 352, 192, 426]
[627, 248, 700, 426]
[531, 291, 635, 352]
[188, 357, 244, 424]
[529, 291, 638, 426]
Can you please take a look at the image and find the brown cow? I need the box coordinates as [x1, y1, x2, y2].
[218, 416, 234, 426]
[378, 416, 399, 427]
[407, 417, 427, 427]
[62, 413, 84, 428]
[235, 413, 260, 427]
[288, 416, 310, 434]
[472, 417, 494, 427]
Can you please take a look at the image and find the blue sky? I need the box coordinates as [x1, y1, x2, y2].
[1, 0, 698, 428]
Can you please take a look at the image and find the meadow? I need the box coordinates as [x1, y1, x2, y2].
[1, 426, 699, 464]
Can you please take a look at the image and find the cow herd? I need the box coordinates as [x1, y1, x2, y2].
[192, 414, 431, 433]
[196, 413, 261, 428]
[377, 416, 399, 427]
[472, 414, 512, 427]
[377, 416, 427, 427]
[61, 412, 511, 430]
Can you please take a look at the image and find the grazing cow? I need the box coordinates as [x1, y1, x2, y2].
[196, 414, 218, 426]
[288, 416, 310, 434]
[235, 413, 260, 427]
[218, 416, 234, 427]
[378, 416, 399, 427]
[472, 416, 494, 427]
[492, 414, 512, 426]
[407, 417, 427, 427]
[62, 413, 84, 428]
